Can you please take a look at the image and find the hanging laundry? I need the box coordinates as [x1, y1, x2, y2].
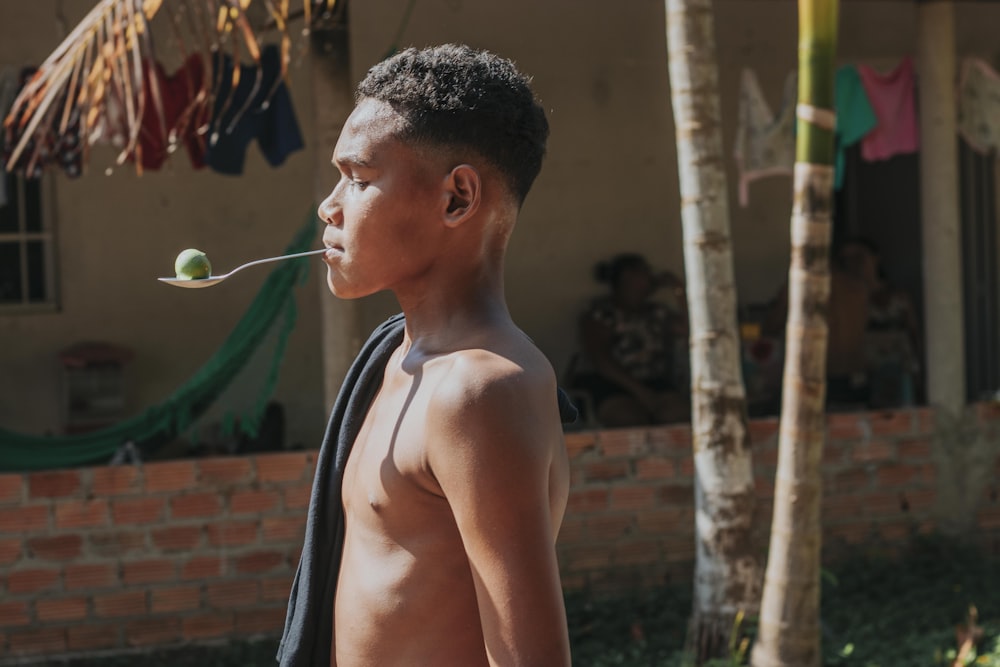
[957, 57, 1000, 155]
[833, 65, 877, 190]
[734, 68, 797, 207]
[857, 56, 919, 162]
[137, 53, 209, 171]
[205, 45, 304, 176]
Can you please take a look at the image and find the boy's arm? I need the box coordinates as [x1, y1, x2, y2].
[427, 360, 572, 667]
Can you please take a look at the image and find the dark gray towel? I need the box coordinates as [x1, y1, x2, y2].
[277, 313, 577, 666]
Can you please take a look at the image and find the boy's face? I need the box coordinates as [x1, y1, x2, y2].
[319, 98, 447, 299]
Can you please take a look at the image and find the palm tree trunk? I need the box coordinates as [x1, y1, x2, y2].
[751, 2, 839, 666]
[665, 0, 760, 661]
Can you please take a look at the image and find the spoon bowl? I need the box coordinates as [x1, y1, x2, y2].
[158, 247, 329, 288]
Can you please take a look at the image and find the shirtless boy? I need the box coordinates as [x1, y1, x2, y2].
[302, 44, 572, 666]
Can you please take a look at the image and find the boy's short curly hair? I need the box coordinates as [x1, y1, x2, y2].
[356, 44, 549, 204]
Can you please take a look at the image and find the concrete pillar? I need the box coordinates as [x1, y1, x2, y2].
[916, 0, 965, 415]
[310, 26, 364, 410]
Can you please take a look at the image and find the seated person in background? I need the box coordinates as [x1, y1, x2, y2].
[841, 238, 921, 407]
[569, 253, 689, 427]
[762, 244, 871, 410]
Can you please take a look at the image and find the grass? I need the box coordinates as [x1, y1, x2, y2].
[44, 535, 1000, 667]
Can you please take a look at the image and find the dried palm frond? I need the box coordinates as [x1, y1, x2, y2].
[3, 0, 346, 175]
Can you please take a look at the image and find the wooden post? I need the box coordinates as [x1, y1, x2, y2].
[311, 25, 364, 409]
[917, 0, 965, 415]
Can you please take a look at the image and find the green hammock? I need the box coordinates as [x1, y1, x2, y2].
[0, 213, 320, 472]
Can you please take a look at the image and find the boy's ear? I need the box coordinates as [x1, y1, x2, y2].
[442, 164, 481, 228]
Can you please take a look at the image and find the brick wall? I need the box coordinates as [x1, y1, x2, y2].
[2, 405, 999, 661]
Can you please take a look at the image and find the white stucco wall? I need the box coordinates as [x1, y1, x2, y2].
[2, 0, 999, 449]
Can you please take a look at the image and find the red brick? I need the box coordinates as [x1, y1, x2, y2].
[236, 607, 286, 634]
[28, 470, 81, 499]
[91, 466, 140, 496]
[283, 483, 312, 510]
[825, 413, 864, 440]
[0, 473, 24, 504]
[599, 429, 649, 457]
[823, 494, 862, 521]
[979, 505, 1000, 529]
[207, 520, 258, 547]
[662, 425, 694, 450]
[897, 438, 933, 460]
[753, 445, 779, 468]
[556, 516, 585, 544]
[261, 516, 305, 544]
[869, 410, 914, 436]
[564, 433, 598, 459]
[151, 585, 201, 613]
[636, 508, 690, 535]
[0, 505, 50, 532]
[0, 538, 21, 565]
[36, 596, 88, 621]
[635, 456, 676, 480]
[0, 601, 30, 626]
[230, 489, 281, 514]
[8, 568, 60, 594]
[55, 499, 109, 529]
[261, 576, 295, 602]
[207, 580, 259, 608]
[876, 464, 921, 488]
[181, 556, 224, 580]
[171, 492, 223, 519]
[26, 534, 83, 560]
[850, 440, 894, 463]
[182, 612, 235, 640]
[567, 488, 609, 514]
[144, 460, 197, 493]
[914, 406, 936, 434]
[564, 544, 612, 571]
[122, 559, 175, 584]
[879, 521, 913, 542]
[822, 443, 846, 465]
[865, 492, 906, 517]
[748, 418, 780, 443]
[67, 624, 120, 651]
[586, 514, 634, 540]
[88, 530, 146, 558]
[199, 457, 254, 486]
[64, 562, 118, 590]
[615, 539, 663, 566]
[678, 456, 695, 477]
[754, 475, 775, 499]
[610, 486, 657, 510]
[256, 452, 312, 483]
[151, 525, 203, 552]
[234, 550, 286, 574]
[828, 468, 870, 494]
[125, 617, 181, 647]
[94, 590, 146, 618]
[903, 489, 937, 513]
[111, 496, 165, 524]
[7, 627, 67, 655]
[658, 484, 694, 505]
[583, 461, 630, 483]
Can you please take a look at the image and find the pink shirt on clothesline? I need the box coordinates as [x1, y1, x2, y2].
[857, 56, 920, 162]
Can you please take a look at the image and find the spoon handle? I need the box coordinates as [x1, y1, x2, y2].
[227, 247, 329, 276]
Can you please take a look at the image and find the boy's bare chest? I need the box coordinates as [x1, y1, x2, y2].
[341, 371, 445, 528]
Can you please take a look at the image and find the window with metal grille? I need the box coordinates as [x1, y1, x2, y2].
[0, 172, 58, 310]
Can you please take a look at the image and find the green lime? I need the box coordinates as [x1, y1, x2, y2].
[174, 248, 212, 280]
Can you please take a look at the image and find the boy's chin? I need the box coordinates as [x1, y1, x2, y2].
[326, 273, 376, 300]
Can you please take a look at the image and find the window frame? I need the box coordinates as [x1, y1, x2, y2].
[0, 171, 59, 313]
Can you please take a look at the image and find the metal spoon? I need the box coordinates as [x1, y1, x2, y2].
[157, 247, 329, 288]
